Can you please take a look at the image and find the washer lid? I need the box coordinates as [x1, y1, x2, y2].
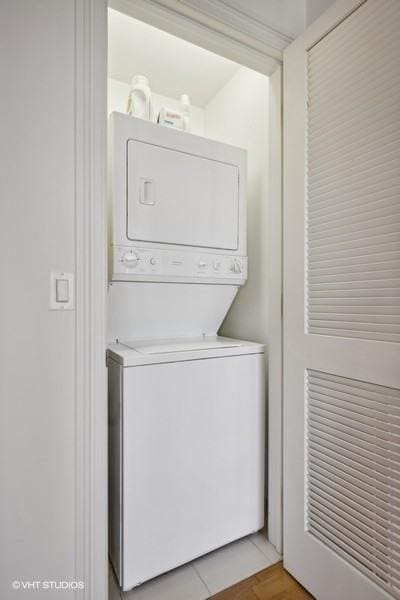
[123, 337, 241, 355]
[107, 336, 265, 367]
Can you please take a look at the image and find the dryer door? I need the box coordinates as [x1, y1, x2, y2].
[127, 139, 239, 250]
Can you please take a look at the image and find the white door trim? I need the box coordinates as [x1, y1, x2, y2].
[267, 66, 283, 553]
[74, 1, 108, 598]
[78, 1, 284, 597]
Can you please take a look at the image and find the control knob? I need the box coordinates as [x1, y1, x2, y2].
[231, 259, 242, 274]
[213, 259, 221, 271]
[121, 251, 139, 269]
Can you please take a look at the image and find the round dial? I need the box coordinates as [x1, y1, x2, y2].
[231, 259, 242, 274]
[121, 251, 139, 269]
[213, 259, 221, 271]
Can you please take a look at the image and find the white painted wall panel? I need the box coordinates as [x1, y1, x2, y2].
[205, 68, 270, 343]
[204, 67, 271, 535]
[0, 1, 76, 598]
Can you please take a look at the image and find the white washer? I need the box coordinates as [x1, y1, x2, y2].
[108, 336, 265, 591]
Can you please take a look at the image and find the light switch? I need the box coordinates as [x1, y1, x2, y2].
[56, 278, 69, 303]
[50, 271, 74, 310]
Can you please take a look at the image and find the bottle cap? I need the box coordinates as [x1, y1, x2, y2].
[180, 94, 190, 107]
[132, 75, 149, 87]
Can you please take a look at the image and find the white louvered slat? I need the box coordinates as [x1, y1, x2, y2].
[309, 228, 400, 246]
[308, 498, 400, 569]
[308, 186, 400, 218]
[306, 0, 400, 343]
[308, 197, 400, 227]
[310, 460, 400, 526]
[310, 276, 400, 290]
[309, 511, 400, 587]
[308, 1, 398, 67]
[309, 118, 400, 167]
[308, 99, 400, 149]
[307, 370, 400, 598]
[310, 523, 400, 597]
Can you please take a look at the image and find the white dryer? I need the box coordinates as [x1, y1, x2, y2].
[109, 112, 247, 285]
[108, 112, 249, 342]
[108, 336, 265, 591]
[107, 113, 265, 591]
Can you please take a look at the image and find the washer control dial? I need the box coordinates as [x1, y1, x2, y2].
[121, 251, 139, 269]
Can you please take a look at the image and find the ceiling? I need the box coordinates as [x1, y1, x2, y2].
[108, 8, 240, 107]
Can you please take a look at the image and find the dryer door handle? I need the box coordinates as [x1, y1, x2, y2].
[139, 178, 156, 206]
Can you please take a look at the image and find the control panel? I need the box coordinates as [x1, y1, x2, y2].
[111, 245, 247, 283]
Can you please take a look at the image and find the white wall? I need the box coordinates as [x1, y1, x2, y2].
[203, 60, 283, 554]
[108, 8, 240, 106]
[0, 1, 76, 598]
[204, 68, 270, 343]
[108, 77, 205, 135]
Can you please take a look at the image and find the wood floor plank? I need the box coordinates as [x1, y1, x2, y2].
[255, 563, 285, 581]
[210, 574, 260, 600]
[210, 562, 314, 600]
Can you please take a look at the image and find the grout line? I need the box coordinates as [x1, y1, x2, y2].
[191, 563, 213, 598]
[249, 535, 281, 565]
[248, 535, 270, 555]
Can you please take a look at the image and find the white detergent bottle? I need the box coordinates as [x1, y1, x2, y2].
[127, 75, 153, 121]
[180, 94, 191, 131]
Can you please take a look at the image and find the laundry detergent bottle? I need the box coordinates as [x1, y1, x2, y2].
[127, 75, 153, 121]
[180, 94, 191, 131]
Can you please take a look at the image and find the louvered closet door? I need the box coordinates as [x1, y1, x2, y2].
[283, 1, 400, 599]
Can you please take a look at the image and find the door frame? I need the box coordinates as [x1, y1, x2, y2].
[78, 1, 284, 597]
[74, 1, 108, 599]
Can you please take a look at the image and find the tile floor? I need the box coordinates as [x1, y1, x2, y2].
[109, 533, 282, 600]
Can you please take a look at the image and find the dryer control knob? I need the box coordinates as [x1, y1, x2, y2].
[121, 251, 139, 269]
[213, 259, 221, 271]
[231, 259, 242, 274]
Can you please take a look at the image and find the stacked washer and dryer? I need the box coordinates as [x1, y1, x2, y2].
[107, 112, 266, 592]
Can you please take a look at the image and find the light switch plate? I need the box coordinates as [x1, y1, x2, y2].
[50, 271, 74, 310]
